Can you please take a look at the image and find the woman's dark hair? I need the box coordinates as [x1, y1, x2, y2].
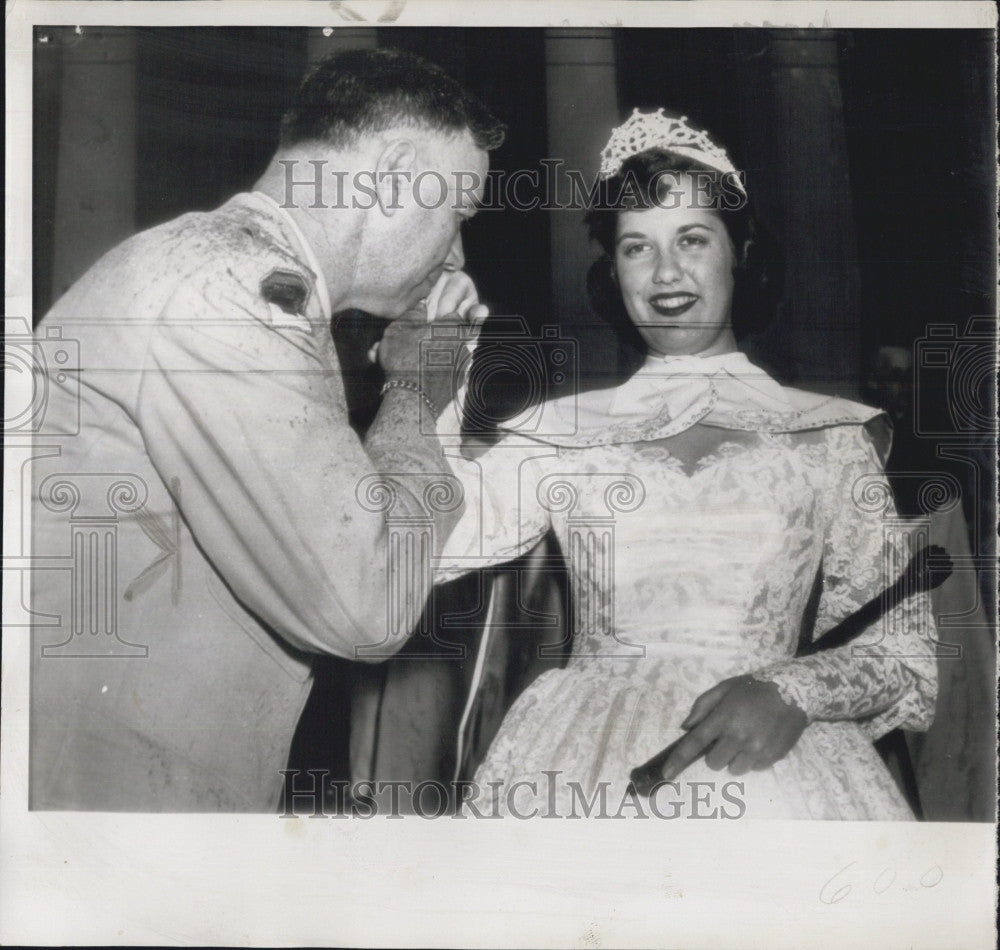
[584, 148, 782, 346]
[281, 47, 506, 152]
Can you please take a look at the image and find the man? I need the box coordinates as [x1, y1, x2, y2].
[29, 48, 504, 811]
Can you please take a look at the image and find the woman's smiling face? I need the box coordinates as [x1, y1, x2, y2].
[614, 174, 738, 358]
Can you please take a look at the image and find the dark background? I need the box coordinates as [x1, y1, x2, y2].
[34, 27, 996, 343]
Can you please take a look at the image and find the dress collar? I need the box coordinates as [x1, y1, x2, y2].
[606, 351, 791, 420]
[498, 350, 883, 447]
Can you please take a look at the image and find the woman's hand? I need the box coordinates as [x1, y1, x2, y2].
[660, 676, 808, 780]
[424, 270, 489, 325]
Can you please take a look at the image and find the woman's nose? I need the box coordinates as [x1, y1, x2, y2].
[652, 249, 681, 284]
[443, 233, 465, 272]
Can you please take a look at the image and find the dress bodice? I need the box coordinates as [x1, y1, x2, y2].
[438, 413, 936, 744]
[540, 432, 827, 666]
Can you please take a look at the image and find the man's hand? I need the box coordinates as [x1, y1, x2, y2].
[660, 676, 808, 781]
[378, 272, 488, 414]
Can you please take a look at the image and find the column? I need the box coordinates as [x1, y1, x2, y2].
[353, 472, 464, 658]
[36, 471, 150, 657]
[536, 471, 646, 658]
[544, 29, 619, 325]
[50, 27, 137, 302]
[766, 30, 861, 398]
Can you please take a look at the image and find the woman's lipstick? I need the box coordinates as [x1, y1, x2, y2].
[648, 292, 698, 318]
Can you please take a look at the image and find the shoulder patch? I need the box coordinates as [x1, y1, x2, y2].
[261, 269, 311, 316]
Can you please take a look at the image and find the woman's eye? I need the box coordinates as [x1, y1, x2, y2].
[622, 242, 650, 257]
[678, 233, 708, 248]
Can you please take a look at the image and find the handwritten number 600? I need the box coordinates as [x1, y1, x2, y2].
[820, 862, 943, 904]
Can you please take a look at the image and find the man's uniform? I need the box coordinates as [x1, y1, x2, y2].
[30, 193, 399, 810]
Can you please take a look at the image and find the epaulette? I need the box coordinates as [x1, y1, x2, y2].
[260, 268, 312, 316]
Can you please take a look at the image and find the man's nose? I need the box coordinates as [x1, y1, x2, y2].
[443, 233, 465, 272]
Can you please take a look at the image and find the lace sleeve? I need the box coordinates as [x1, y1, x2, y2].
[433, 403, 552, 584]
[753, 425, 938, 738]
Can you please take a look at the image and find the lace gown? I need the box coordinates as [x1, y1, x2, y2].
[437, 417, 938, 820]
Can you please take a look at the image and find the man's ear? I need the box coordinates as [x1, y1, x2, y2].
[374, 138, 417, 217]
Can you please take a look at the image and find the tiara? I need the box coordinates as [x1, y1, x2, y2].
[598, 108, 746, 197]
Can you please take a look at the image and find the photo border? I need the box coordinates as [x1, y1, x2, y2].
[4, 3, 997, 947]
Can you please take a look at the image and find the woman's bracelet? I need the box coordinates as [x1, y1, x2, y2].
[380, 377, 439, 418]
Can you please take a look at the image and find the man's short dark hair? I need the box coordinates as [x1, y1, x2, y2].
[280, 47, 506, 152]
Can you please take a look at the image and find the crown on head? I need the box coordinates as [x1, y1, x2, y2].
[598, 108, 746, 197]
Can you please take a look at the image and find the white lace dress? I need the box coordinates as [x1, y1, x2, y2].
[436, 364, 937, 820]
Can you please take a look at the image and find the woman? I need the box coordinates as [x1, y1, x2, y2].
[434, 110, 937, 819]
